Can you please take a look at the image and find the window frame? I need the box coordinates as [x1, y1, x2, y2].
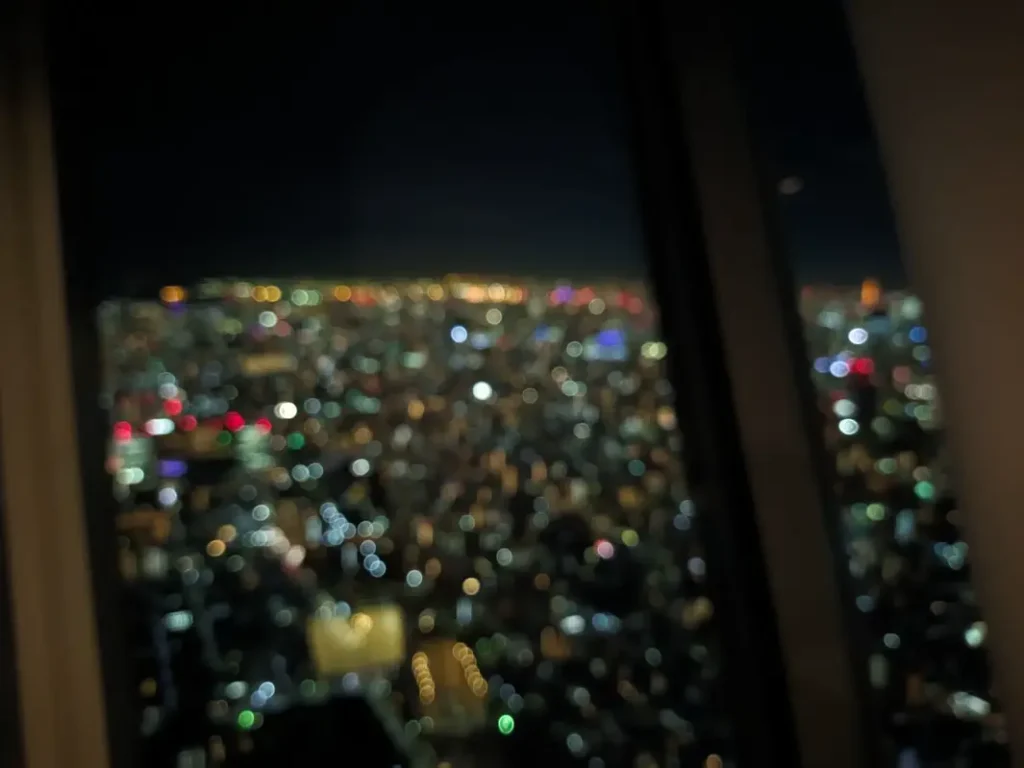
[611, 2, 871, 765]
[0, 3, 111, 767]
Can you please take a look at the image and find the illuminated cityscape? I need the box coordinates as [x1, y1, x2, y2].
[101, 277, 1002, 767]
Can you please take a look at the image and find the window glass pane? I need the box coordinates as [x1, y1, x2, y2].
[54, 4, 743, 766]
[743, 3, 1007, 766]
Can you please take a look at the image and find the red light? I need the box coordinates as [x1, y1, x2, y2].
[164, 398, 183, 416]
[112, 421, 132, 441]
[852, 358, 875, 375]
[179, 415, 198, 432]
[627, 297, 644, 314]
[255, 417, 272, 434]
[224, 411, 245, 432]
[575, 287, 595, 305]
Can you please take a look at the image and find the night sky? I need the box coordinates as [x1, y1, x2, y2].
[50, 0, 904, 291]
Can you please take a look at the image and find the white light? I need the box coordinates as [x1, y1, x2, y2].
[485, 309, 503, 325]
[274, 401, 298, 419]
[848, 327, 869, 345]
[284, 545, 306, 568]
[833, 399, 857, 418]
[450, 325, 468, 343]
[829, 360, 850, 378]
[258, 311, 278, 328]
[838, 418, 860, 436]
[560, 615, 586, 635]
[145, 417, 175, 436]
[472, 381, 493, 401]
[406, 569, 424, 588]
[965, 622, 987, 648]
[351, 458, 370, 476]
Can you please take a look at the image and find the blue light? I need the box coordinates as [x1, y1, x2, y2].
[596, 329, 625, 347]
[909, 326, 927, 343]
[813, 357, 830, 374]
[450, 325, 468, 343]
[159, 459, 188, 478]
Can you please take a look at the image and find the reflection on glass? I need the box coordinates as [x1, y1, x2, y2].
[101, 278, 732, 767]
[801, 282, 1006, 766]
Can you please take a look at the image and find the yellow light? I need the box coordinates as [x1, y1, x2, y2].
[217, 524, 237, 543]
[426, 284, 444, 301]
[265, 285, 282, 302]
[351, 612, 374, 633]
[462, 577, 481, 596]
[252, 285, 268, 302]
[334, 285, 352, 301]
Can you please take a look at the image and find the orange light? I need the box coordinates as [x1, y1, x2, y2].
[861, 278, 881, 309]
[206, 539, 226, 557]
[160, 285, 186, 304]
[334, 285, 352, 301]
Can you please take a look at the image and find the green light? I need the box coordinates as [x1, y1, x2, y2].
[237, 709, 255, 729]
[914, 480, 935, 501]
[287, 432, 305, 450]
[497, 714, 515, 735]
[217, 431, 232, 446]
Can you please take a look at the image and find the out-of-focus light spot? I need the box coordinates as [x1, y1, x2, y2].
[594, 539, 615, 559]
[914, 480, 936, 501]
[450, 325, 468, 343]
[206, 539, 226, 557]
[965, 622, 987, 648]
[497, 714, 515, 735]
[829, 360, 850, 378]
[472, 381, 493, 401]
[848, 327, 869, 345]
[838, 418, 860, 436]
[833, 399, 856, 418]
[160, 285, 186, 304]
[274, 402, 297, 419]
[145, 418, 175, 436]
[224, 411, 245, 432]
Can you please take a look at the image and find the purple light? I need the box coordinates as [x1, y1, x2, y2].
[554, 286, 574, 303]
[159, 459, 188, 478]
